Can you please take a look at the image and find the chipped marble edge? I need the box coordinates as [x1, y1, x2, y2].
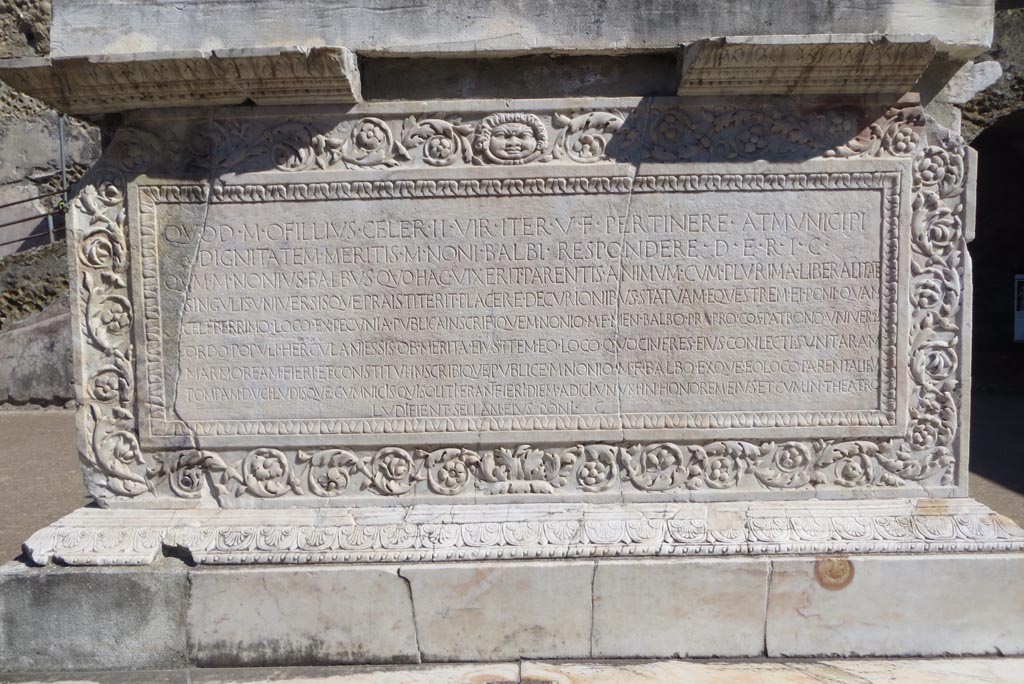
[22, 498, 1024, 566]
[0, 46, 362, 114]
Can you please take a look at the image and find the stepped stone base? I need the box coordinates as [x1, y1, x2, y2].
[22, 498, 1024, 566]
[3, 499, 1024, 671]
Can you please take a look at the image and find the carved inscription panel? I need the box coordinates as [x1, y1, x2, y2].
[137, 164, 906, 442]
[69, 100, 970, 505]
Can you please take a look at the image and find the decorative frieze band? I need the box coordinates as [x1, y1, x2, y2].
[24, 499, 1024, 566]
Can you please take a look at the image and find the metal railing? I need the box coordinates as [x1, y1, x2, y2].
[0, 114, 70, 254]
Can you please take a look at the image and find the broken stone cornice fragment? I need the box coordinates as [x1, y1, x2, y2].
[0, 46, 362, 115]
[678, 34, 938, 97]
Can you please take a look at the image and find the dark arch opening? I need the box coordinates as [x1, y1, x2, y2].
[967, 109, 1024, 504]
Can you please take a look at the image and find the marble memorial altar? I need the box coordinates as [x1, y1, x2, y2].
[1, 0, 1022, 670]
[32, 94, 1015, 561]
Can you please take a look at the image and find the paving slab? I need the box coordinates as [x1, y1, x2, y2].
[3, 659, 1024, 683]
[0, 409, 82, 562]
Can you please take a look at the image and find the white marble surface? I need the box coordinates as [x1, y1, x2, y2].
[11, 550, 1024, 670]
[399, 561, 593, 660]
[47, 1, 995, 59]
[25, 500, 1024, 566]
[524, 659, 1024, 684]
[592, 558, 770, 657]
[187, 566, 419, 666]
[767, 554, 1024, 657]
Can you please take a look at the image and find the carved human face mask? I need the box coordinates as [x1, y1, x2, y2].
[488, 122, 539, 161]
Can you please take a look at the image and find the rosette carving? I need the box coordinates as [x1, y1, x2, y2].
[686, 441, 760, 490]
[911, 191, 963, 257]
[238, 448, 302, 498]
[914, 138, 966, 197]
[271, 119, 411, 171]
[424, 448, 480, 496]
[829, 98, 926, 158]
[753, 442, 817, 489]
[360, 447, 424, 495]
[85, 356, 132, 411]
[548, 110, 626, 163]
[574, 444, 620, 492]
[402, 117, 474, 166]
[815, 441, 882, 488]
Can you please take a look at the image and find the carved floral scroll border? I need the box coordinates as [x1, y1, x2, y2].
[174, 102, 871, 171]
[136, 169, 901, 438]
[72, 173, 147, 497]
[69, 99, 967, 503]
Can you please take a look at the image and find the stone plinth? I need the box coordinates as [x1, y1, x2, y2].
[4, 549, 1024, 671]
[0, 0, 1016, 671]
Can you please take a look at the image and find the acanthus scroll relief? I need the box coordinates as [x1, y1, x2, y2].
[69, 98, 969, 504]
[173, 102, 864, 173]
[142, 440, 907, 501]
[74, 174, 148, 498]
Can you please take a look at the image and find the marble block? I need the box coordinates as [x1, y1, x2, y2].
[0, 47, 362, 115]
[679, 36, 935, 97]
[5, 553, 1024, 671]
[0, 562, 188, 671]
[400, 561, 594, 661]
[766, 554, 1024, 657]
[591, 558, 770, 657]
[521, 659, 1024, 684]
[52, 95, 975, 527]
[45, 1, 995, 60]
[187, 566, 420, 667]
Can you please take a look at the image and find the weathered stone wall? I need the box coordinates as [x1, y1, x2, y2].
[0, 1, 92, 405]
[0, 0, 47, 56]
[0, 238, 64, 327]
[964, 7, 1024, 141]
[0, 0, 97, 327]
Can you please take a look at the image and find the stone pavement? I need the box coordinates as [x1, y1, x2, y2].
[1, 659, 1024, 683]
[1, 393, 1022, 562]
[0, 410, 85, 562]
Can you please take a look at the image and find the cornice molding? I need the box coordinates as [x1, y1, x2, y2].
[0, 47, 361, 115]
